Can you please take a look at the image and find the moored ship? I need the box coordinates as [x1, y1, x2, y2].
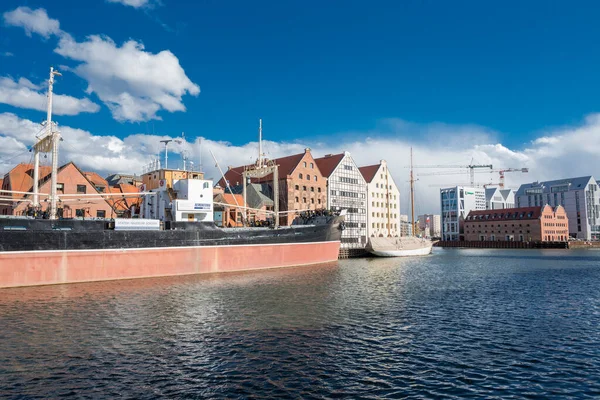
[0, 68, 343, 288]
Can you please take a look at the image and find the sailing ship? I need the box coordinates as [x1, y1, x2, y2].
[0, 68, 344, 289]
[366, 148, 433, 257]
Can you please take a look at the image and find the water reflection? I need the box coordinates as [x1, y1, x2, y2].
[2, 250, 600, 398]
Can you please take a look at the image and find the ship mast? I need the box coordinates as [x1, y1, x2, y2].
[385, 162, 390, 237]
[410, 147, 415, 237]
[48, 67, 62, 220]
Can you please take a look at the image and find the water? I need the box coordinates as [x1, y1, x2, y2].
[2, 248, 600, 399]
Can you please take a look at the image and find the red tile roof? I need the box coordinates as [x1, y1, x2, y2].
[358, 164, 380, 183]
[220, 193, 244, 206]
[3, 163, 52, 199]
[83, 171, 108, 188]
[313, 153, 344, 178]
[218, 151, 307, 187]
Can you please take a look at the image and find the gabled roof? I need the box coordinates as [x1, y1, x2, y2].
[358, 164, 380, 183]
[218, 151, 307, 187]
[83, 171, 108, 188]
[313, 153, 345, 178]
[516, 176, 594, 196]
[3, 163, 52, 199]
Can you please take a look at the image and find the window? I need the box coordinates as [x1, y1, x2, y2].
[311, 187, 314, 192]
[318, 199, 321, 204]
[76, 209, 85, 217]
[97, 210, 106, 218]
[295, 197, 299, 202]
[96, 185, 106, 193]
[295, 185, 299, 190]
[318, 188, 321, 193]
[307, 174, 310, 180]
[314, 176, 317, 181]
[303, 197, 307, 203]
[57, 183, 64, 193]
[303, 186, 307, 191]
[311, 198, 314, 204]
[310, 163, 314, 168]
[299, 173, 303, 179]
[77, 184, 87, 194]
[303, 162, 307, 168]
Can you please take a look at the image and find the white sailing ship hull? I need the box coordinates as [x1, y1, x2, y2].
[368, 244, 432, 257]
[366, 237, 433, 257]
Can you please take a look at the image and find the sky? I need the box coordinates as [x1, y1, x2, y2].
[1, 0, 600, 214]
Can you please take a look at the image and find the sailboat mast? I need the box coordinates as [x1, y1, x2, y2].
[410, 147, 415, 237]
[386, 163, 390, 236]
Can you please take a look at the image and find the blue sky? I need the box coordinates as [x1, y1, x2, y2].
[1, 0, 600, 213]
[2, 0, 600, 146]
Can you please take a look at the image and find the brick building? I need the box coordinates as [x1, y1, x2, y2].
[218, 148, 327, 225]
[0, 162, 116, 218]
[464, 205, 569, 242]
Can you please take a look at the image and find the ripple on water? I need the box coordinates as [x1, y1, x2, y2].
[1, 249, 600, 398]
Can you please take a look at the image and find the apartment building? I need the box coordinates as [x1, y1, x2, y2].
[315, 152, 367, 249]
[485, 187, 515, 209]
[515, 176, 600, 240]
[359, 160, 401, 238]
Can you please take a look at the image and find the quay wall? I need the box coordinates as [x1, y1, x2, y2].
[435, 241, 568, 249]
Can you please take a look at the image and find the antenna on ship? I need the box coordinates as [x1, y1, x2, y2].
[258, 118, 264, 168]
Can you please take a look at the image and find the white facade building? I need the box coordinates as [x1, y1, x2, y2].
[485, 187, 515, 209]
[440, 186, 486, 241]
[359, 160, 401, 238]
[400, 214, 412, 237]
[315, 152, 368, 249]
[417, 214, 441, 238]
[515, 176, 600, 240]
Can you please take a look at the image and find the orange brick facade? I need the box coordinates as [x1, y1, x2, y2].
[284, 151, 328, 224]
[1, 162, 116, 218]
[464, 205, 569, 242]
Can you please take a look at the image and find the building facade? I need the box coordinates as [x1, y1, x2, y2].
[485, 187, 515, 209]
[219, 148, 327, 226]
[400, 215, 413, 237]
[315, 152, 367, 249]
[417, 214, 441, 238]
[0, 162, 116, 218]
[464, 205, 569, 242]
[515, 176, 600, 240]
[359, 160, 401, 238]
[440, 186, 486, 241]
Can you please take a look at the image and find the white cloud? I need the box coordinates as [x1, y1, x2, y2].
[3, 7, 199, 123]
[106, 0, 152, 8]
[55, 34, 199, 122]
[1, 112, 599, 216]
[0, 76, 100, 116]
[1, 52, 14, 57]
[3, 7, 61, 38]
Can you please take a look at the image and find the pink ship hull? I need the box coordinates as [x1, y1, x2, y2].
[0, 241, 341, 288]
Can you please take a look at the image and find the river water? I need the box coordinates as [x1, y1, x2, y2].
[2, 248, 600, 399]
